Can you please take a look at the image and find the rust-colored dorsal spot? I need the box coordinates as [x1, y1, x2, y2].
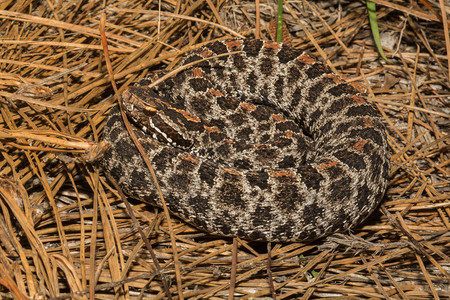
[156, 98, 202, 123]
[264, 41, 281, 50]
[297, 54, 316, 64]
[336, 74, 366, 93]
[172, 107, 201, 123]
[208, 89, 224, 97]
[285, 130, 293, 138]
[349, 81, 367, 93]
[204, 125, 221, 133]
[226, 39, 243, 50]
[362, 117, 375, 127]
[240, 102, 256, 112]
[224, 168, 241, 176]
[199, 48, 213, 58]
[183, 154, 198, 164]
[179, 110, 201, 123]
[352, 95, 366, 105]
[326, 73, 344, 84]
[271, 113, 286, 122]
[272, 170, 295, 178]
[191, 67, 203, 78]
[318, 161, 338, 170]
[353, 139, 368, 151]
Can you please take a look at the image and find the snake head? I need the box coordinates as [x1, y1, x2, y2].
[121, 86, 194, 149]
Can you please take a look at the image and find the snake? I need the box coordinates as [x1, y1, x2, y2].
[101, 39, 390, 242]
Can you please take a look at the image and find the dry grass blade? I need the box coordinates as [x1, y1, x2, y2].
[0, 0, 448, 299]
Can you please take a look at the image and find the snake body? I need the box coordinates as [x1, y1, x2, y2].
[102, 39, 390, 242]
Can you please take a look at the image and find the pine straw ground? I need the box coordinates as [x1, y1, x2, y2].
[0, 0, 449, 299]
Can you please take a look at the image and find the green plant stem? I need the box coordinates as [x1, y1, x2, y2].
[367, 0, 390, 62]
[277, 0, 283, 42]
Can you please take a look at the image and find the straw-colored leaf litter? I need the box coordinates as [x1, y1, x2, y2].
[0, 0, 449, 299]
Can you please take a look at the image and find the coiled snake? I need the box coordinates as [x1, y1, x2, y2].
[102, 39, 390, 242]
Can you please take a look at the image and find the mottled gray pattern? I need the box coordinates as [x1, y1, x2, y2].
[102, 39, 390, 242]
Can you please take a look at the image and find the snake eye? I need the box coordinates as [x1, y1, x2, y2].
[144, 105, 157, 116]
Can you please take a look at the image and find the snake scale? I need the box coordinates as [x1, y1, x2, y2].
[102, 39, 390, 242]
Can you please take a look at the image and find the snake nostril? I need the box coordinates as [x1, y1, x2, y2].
[143, 105, 157, 116]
